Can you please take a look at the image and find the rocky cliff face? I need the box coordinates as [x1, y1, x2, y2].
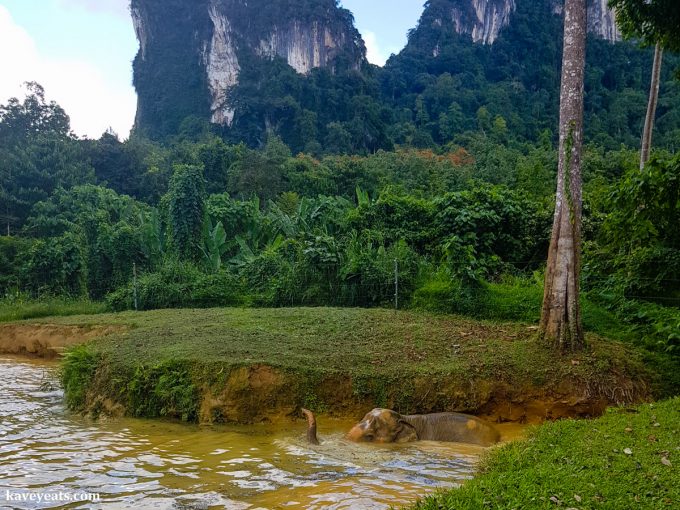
[445, 0, 516, 45]
[131, 0, 625, 140]
[203, 0, 365, 126]
[131, 0, 366, 136]
[425, 0, 620, 45]
[586, 0, 620, 41]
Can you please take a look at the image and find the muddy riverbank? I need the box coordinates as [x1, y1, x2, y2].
[0, 323, 122, 358]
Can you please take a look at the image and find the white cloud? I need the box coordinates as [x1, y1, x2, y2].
[56, 0, 130, 18]
[361, 29, 400, 67]
[0, 6, 136, 139]
[362, 30, 388, 66]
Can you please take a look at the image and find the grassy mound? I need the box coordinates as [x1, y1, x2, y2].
[412, 397, 679, 509]
[50, 308, 659, 423]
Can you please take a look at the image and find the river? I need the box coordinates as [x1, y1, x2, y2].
[0, 356, 507, 509]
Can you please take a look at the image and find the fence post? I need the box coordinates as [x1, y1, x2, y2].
[394, 258, 399, 311]
[133, 262, 138, 311]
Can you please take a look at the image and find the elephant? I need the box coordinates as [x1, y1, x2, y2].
[301, 408, 500, 446]
[345, 408, 500, 446]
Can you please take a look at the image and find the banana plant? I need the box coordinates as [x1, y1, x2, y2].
[199, 217, 228, 271]
[229, 233, 285, 268]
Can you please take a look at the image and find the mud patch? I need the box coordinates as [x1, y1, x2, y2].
[189, 363, 652, 427]
[200, 365, 296, 423]
[0, 324, 123, 359]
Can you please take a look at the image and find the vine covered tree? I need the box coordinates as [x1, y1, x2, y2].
[540, 0, 587, 350]
[167, 164, 206, 260]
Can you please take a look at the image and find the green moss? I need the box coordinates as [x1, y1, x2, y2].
[411, 397, 680, 510]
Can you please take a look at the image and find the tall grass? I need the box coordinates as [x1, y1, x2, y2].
[0, 296, 107, 323]
[413, 274, 650, 342]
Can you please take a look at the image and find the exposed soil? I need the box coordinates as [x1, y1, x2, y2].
[196, 364, 651, 426]
[0, 324, 124, 359]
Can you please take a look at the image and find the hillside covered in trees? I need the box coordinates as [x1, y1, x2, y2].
[1, 0, 679, 362]
[130, 0, 680, 154]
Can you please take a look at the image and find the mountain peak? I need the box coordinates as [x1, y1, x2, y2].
[131, 0, 366, 136]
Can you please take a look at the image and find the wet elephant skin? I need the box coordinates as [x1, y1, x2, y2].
[346, 409, 500, 446]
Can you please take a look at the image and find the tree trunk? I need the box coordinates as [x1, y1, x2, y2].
[540, 0, 587, 351]
[640, 43, 663, 171]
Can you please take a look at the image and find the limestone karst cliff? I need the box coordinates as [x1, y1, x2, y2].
[586, 0, 621, 42]
[131, 0, 629, 141]
[131, 0, 366, 137]
[420, 0, 620, 46]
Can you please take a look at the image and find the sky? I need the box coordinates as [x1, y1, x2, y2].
[0, 0, 424, 140]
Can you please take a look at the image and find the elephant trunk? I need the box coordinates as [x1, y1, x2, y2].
[345, 424, 364, 442]
[301, 408, 319, 445]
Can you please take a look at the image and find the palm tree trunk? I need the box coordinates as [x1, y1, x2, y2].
[640, 43, 663, 171]
[540, 0, 587, 351]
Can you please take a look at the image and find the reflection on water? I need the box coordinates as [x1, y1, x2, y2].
[0, 357, 510, 509]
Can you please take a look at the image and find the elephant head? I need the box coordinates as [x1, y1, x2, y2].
[345, 408, 418, 443]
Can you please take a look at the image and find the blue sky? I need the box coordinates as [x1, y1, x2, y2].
[0, 0, 425, 139]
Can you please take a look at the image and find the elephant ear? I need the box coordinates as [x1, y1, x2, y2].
[395, 419, 418, 442]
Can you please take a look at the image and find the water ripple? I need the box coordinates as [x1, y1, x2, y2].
[0, 357, 479, 509]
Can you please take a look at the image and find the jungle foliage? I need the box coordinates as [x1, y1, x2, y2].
[131, 0, 680, 156]
[2, 24, 680, 360]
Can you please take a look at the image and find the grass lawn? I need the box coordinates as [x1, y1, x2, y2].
[412, 397, 679, 509]
[47, 307, 643, 377]
[35, 307, 658, 423]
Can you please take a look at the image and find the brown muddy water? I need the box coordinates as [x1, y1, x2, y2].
[0, 357, 523, 509]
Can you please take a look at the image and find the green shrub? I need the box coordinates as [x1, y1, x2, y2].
[21, 232, 88, 297]
[593, 153, 680, 301]
[61, 344, 100, 411]
[346, 190, 436, 252]
[433, 184, 550, 277]
[107, 260, 242, 311]
[340, 238, 421, 307]
[0, 236, 31, 294]
[126, 361, 199, 422]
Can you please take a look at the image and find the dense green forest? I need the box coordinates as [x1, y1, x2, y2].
[1, 77, 679, 358]
[133, 0, 680, 154]
[130, 0, 680, 152]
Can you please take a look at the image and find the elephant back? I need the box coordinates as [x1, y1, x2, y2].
[402, 412, 500, 446]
